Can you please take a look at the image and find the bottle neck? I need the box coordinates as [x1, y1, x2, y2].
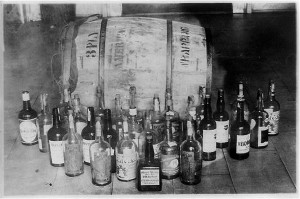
[87, 109, 95, 127]
[95, 122, 104, 140]
[204, 98, 213, 119]
[23, 100, 31, 110]
[52, 111, 60, 127]
[145, 139, 154, 163]
[186, 121, 195, 140]
[104, 117, 113, 131]
[216, 96, 225, 113]
[115, 99, 122, 116]
[154, 98, 160, 113]
[165, 121, 173, 142]
[236, 101, 245, 122]
[145, 119, 152, 130]
[268, 83, 276, 101]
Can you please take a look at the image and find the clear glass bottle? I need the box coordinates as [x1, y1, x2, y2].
[250, 89, 269, 148]
[180, 120, 202, 185]
[229, 100, 250, 160]
[116, 117, 138, 181]
[90, 120, 112, 186]
[213, 89, 230, 148]
[81, 107, 96, 165]
[159, 117, 179, 179]
[18, 91, 39, 145]
[95, 86, 105, 126]
[73, 94, 87, 135]
[38, 93, 52, 152]
[196, 86, 206, 131]
[151, 94, 166, 143]
[264, 79, 280, 136]
[199, 94, 217, 161]
[63, 112, 84, 177]
[48, 108, 68, 167]
[137, 132, 162, 191]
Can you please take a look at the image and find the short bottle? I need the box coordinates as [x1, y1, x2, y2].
[81, 107, 96, 165]
[73, 94, 87, 135]
[213, 89, 230, 148]
[48, 108, 68, 167]
[250, 89, 269, 148]
[264, 79, 280, 136]
[63, 112, 84, 177]
[180, 120, 202, 185]
[90, 120, 112, 186]
[229, 100, 250, 160]
[151, 94, 166, 143]
[137, 132, 162, 191]
[199, 94, 217, 161]
[18, 91, 39, 145]
[38, 93, 52, 152]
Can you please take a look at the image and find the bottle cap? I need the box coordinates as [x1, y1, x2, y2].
[22, 91, 30, 101]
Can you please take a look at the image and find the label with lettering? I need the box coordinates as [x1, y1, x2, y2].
[161, 154, 179, 176]
[64, 143, 83, 174]
[75, 122, 86, 135]
[236, 134, 250, 154]
[91, 148, 111, 185]
[216, 121, 229, 144]
[152, 123, 165, 142]
[264, 109, 280, 135]
[116, 150, 137, 181]
[202, 130, 216, 153]
[181, 151, 195, 182]
[171, 121, 181, 143]
[258, 126, 269, 147]
[19, 118, 38, 144]
[140, 167, 160, 186]
[49, 140, 64, 164]
[83, 139, 94, 163]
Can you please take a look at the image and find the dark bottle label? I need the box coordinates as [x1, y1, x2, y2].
[161, 154, 179, 176]
[64, 144, 83, 174]
[140, 167, 160, 186]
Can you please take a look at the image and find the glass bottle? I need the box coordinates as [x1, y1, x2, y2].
[159, 117, 179, 179]
[90, 120, 112, 186]
[229, 100, 250, 160]
[116, 117, 138, 181]
[264, 79, 280, 136]
[112, 94, 123, 131]
[38, 93, 52, 152]
[121, 95, 130, 120]
[137, 132, 162, 191]
[63, 112, 84, 177]
[180, 120, 202, 185]
[213, 89, 230, 148]
[61, 88, 73, 131]
[81, 107, 96, 165]
[183, 95, 197, 142]
[73, 94, 87, 135]
[196, 86, 206, 131]
[48, 108, 68, 167]
[95, 86, 105, 126]
[103, 109, 118, 173]
[199, 94, 217, 161]
[250, 89, 269, 148]
[151, 94, 166, 143]
[18, 91, 39, 145]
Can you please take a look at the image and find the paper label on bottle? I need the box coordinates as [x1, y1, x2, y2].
[216, 121, 229, 144]
[75, 122, 86, 135]
[258, 126, 268, 147]
[161, 154, 179, 176]
[203, 130, 216, 153]
[64, 143, 83, 174]
[92, 150, 111, 185]
[152, 123, 165, 142]
[19, 119, 38, 144]
[49, 140, 64, 164]
[116, 151, 137, 180]
[236, 134, 250, 154]
[140, 167, 160, 185]
[83, 139, 94, 163]
[264, 109, 280, 135]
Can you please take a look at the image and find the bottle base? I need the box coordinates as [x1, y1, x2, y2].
[203, 152, 216, 161]
[51, 163, 64, 167]
[250, 145, 268, 149]
[138, 186, 162, 191]
[65, 171, 84, 177]
[21, 141, 38, 146]
[39, 149, 48, 153]
[92, 179, 111, 186]
[84, 162, 90, 166]
[217, 142, 228, 149]
[117, 177, 136, 182]
[162, 174, 179, 180]
[180, 180, 201, 185]
[268, 133, 279, 136]
[230, 153, 249, 160]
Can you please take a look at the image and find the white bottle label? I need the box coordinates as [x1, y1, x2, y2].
[258, 126, 268, 147]
[19, 119, 38, 144]
[203, 130, 216, 153]
[83, 139, 94, 163]
[264, 109, 280, 135]
[216, 121, 229, 144]
[75, 122, 86, 135]
[140, 168, 160, 185]
[236, 134, 250, 154]
[116, 150, 137, 181]
[49, 140, 64, 164]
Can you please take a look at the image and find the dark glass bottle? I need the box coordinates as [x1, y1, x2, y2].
[81, 107, 96, 165]
[180, 120, 202, 185]
[199, 94, 217, 161]
[137, 132, 162, 191]
[229, 100, 250, 160]
[196, 86, 206, 132]
[103, 109, 118, 173]
[213, 89, 230, 148]
[38, 93, 52, 152]
[18, 91, 39, 145]
[48, 108, 68, 167]
[250, 89, 269, 148]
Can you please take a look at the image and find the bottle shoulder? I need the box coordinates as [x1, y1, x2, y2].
[18, 108, 38, 119]
[213, 111, 229, 121]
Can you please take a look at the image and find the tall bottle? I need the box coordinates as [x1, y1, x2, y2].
[264, 80, 280, 136]
[63, 112, 84, 177]
[61, 88, 73, 131]
[38, 93, 52, 152]
[48, 108, 68, 166]
[116, 117, 138, 181]
[199, 94, 217, 161]
[81, 107, 96, 165]
[18, 91, 39, 145]
[250, 89, 269, 148]
[90, 120, 112, 186]
[103, 109, 118, 173]
[213, 89, 230, 148]
[180, 120, 202, 185]
[95, 86, 105, 126]
[229, 100, 250, 160]
[151, 94, 166, 143]
[183, 95, 197, 142]
[73, 94, 87, 135]
[137, 132, 162, 191]
[196, 86, 206, 130]
[112, 94, 123, 131]
[159, 117, 179, 179]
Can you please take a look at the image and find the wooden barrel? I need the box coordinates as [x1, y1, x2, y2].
[60, 16, 212, 117]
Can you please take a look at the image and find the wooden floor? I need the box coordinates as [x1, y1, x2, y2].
[3, 12, 296, 195]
